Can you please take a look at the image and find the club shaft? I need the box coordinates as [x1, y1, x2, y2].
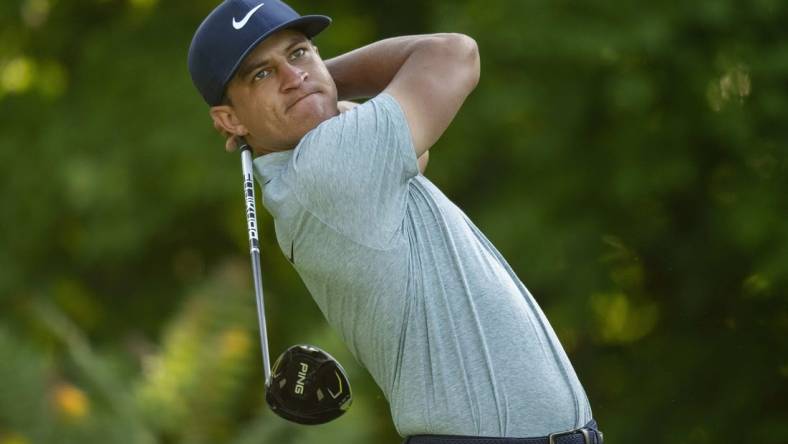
[241, 146, 271, 383]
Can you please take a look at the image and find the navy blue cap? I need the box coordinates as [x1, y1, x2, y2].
[188, 0, 331, 106]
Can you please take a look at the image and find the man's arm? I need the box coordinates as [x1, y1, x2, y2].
[324, 34, 480, 158]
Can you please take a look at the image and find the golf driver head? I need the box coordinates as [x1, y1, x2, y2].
[266, 344, 353, 425]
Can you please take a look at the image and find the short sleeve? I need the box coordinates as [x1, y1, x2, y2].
[287, 93, 420, 249]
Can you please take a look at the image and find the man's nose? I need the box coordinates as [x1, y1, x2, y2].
[280, 63, 307, 91]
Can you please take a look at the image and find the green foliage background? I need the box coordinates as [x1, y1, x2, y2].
[1, 0, 786, 443]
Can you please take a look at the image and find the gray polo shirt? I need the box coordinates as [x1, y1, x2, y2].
[254, 93, 592, 437]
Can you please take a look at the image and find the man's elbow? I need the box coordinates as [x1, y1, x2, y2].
[443, 33, 481, 91]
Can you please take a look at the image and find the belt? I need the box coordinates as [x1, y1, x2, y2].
[404, 420, 604, 444]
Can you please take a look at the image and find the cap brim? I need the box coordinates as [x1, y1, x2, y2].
[217, 15, 331, 104]
[286, 15, 332, 39]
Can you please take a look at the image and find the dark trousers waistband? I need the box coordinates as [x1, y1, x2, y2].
[404, 420, 603, 444]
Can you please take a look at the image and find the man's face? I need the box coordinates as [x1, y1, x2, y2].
[214, 29, 339, 152]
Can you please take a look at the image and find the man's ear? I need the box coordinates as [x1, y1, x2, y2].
[210, 105, 247, 137]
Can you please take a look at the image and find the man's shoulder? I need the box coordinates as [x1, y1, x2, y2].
[292, 93, 411, 175]
[299, 94, 405, 141]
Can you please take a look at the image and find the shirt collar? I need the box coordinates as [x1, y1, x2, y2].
[253, 150, 293, 185]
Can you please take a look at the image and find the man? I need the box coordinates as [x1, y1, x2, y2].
[188, 1, 603, 443]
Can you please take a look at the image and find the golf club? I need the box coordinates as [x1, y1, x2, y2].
[238, 137, 353, 425]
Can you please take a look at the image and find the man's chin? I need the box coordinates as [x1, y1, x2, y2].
[291, 100, 339, 131]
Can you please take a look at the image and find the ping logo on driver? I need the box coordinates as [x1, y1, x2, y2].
[232, 3, 265, 30]
[294, 362, 309, 394]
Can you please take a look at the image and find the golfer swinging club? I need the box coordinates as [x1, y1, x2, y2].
[188, 0, 603, 442]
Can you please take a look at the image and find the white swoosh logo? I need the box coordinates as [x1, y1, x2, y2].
[232, 3, 264, 30]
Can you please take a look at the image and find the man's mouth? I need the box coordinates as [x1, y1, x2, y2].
[287, 92, 319, 111]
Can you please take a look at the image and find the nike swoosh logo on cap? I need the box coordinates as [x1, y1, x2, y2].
[232, 3, 265, 30]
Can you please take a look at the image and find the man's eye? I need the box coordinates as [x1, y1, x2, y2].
[290, 48, 306, 60]
[254, 69, 272, 80]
